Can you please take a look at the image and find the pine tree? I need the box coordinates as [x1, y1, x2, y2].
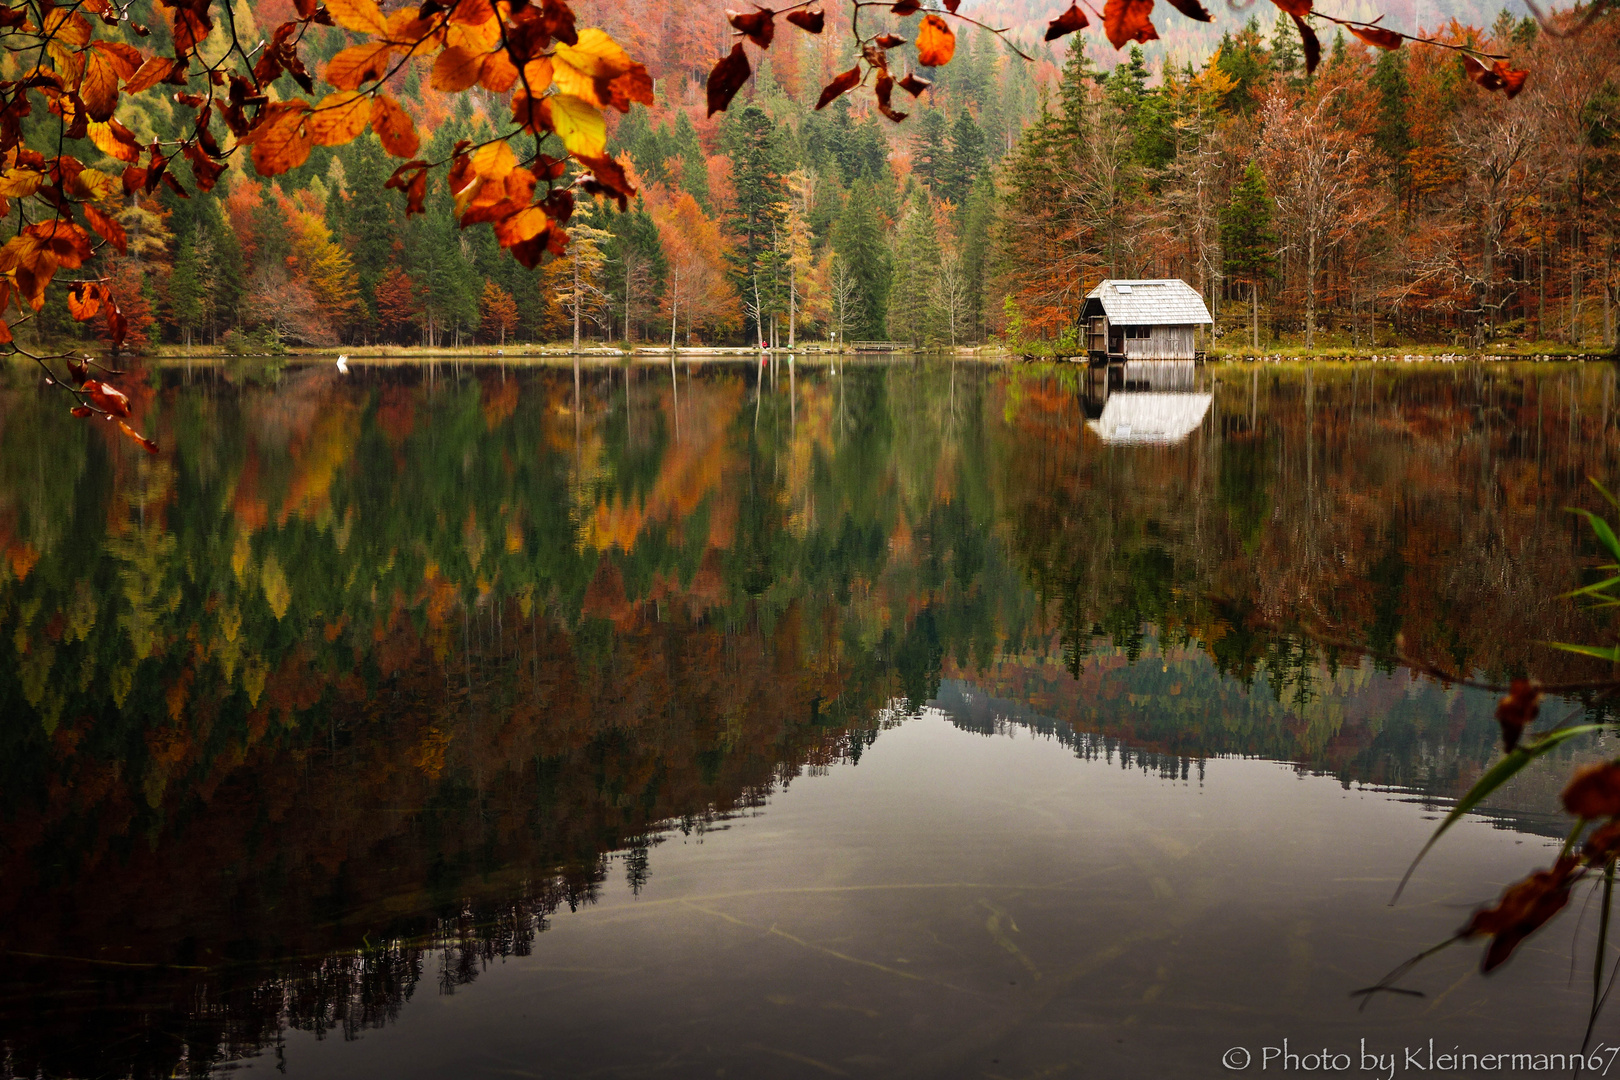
[170, 238, 206, 346]
[1370, 50, 1412, 200]
[1270, 12, 1303, 87]
[1214, 18, 1271, 115]
[1221, 161, 1278, 349]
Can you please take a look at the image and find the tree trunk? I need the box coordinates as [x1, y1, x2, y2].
[572, 258, 581, 355]
[1305, 229, 1318, 349]
[1252, 280, 1259, 351]
[788, 264, 796, 350]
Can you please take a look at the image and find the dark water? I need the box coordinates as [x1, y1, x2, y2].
[4, 357, 1620, 1079]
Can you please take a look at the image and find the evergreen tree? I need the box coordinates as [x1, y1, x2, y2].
[721, 105, 788, 341]
[670, 110, 710, 207]
[831, 180, 891, 340]
[603, 198, 668, 343]
[889, 192, 943, 345]
[1270, 11, 1302, 87]
[337, 135, 401, 335]
[958, 173, 996, 341]
[940, 111, 986, 208]
[911, 110, 949, 195]
[1370, 50, 1413, 197]
[1214, 18, 1271, 115]
[169, 237, 206, 345]
[1220, 161, 1278, 349]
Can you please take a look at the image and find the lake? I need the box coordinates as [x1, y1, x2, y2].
[4, 357, 1620, 1079]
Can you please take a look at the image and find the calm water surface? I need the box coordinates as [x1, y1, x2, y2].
[4, 358, 1620, 1079]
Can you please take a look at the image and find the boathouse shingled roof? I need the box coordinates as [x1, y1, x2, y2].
[1084, 280, 1213, 326]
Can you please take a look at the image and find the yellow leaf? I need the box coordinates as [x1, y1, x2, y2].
[0, 167, 42, 198]
[553, 27, 632, 78]
[324, 0, 387, 35]
[544, 94, 604, 158]
[470, 140, 515, 180]
[552, 57, 607, 108]
[72, 167, 119, 202]
[324, 42, 394, 90]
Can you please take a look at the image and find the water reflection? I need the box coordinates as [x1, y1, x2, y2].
[1, 358, 1618, 1077]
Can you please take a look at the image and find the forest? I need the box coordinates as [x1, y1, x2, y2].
[12, 0, 1618, 355]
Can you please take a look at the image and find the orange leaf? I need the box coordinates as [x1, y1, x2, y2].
[90, 40, 144, 80]
[479, 50, 520, 93]
[915, 14, 955, 66]
[88, 119, 142, 163]
[240, 101, 313, 175]
[324, 0, 387, 35]
[1103, 0, 1158, 48]
[84, 205, 127, 253]
[123, 53, 172, 94]
[306, 90, 370, 145]
[67, 280, 105, 320]
[431, 45, 484, 91]
[80, 50, 120, 121]
[324, 42, 394, 90]
[116, 419, 159, 454]
[370, 95, 419, 157]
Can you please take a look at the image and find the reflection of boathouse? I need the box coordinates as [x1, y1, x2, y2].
[1079, 346, 1212, 446]
[1082, 279, 1212, 369]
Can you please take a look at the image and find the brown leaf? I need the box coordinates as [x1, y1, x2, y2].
[915, 14, 955, 67]
[1268, 0, 1311, 16]
[575, 153, 634, 210]
[370, 95, 419, 157]
[1163, 0, 1211, 21]
[70, 405, 93, 417]
[1292, 12, 1319, 74]
[890, 0, 919, 12]
[875, 33, 906, 47]
[873, 72, 907, 122]
[707, 41, 751, 117]
[785, 8, 822, 32]
[898, 71, 931, 96]
[1103, 0, 1158, 48]
[1462, 858, 1578, 972]
[726, 7, 774, 49]
[815, 64, 861, 109]
[1045, 3, 1088, 39]
[1494, 677, 1540, 752]
[1563, 761, 1620, 819]
[1346, 23, 1402, 49]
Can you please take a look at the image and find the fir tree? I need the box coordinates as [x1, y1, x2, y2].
[940, 111, 986, 208]
[721, 105, 788, 341]
[831, 180, 891, 340]
[889, 192, 943, 345]
[912, 110, 949, 194]
[1221, 161, 1278, 349]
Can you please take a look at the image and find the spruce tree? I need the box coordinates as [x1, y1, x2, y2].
[940, 111, 986, 208]
[889, 192, 943, 346]
[831, 181, 891, 340]
[1220, 161, 1278, 349]
[721, 105, 788, 342]
[911, 110, 948, 194]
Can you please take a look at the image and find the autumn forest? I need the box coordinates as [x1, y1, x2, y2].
[4, 0, 1617, 356]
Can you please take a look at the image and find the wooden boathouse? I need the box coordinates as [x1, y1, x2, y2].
[1082, 279, 1212, 365]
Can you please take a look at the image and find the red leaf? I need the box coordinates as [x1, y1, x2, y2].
[1164, 0, 1211, 21]
[890, 0, 920, 12]
[70, 405, 93, 417]
[915, 14, 955, 67]
[1045, 3, 1088, 39]
[898, 71, 931, 96]
[1269, 0, 1311, 16]
[1103, 0, 1158, 48]
[81, 379, 131, 417]
[875, 33, 906, 47]
[726, 6, 774, 48]
[1292, 12, 1319, 74]
[1346, 23, 1402, 49]
[707, 41, 752, 116]
[784, 8, 822, 32]
[1493, 59, 1528, 97]
[84, 206, 127, 254]
[815, 64, 861, 109]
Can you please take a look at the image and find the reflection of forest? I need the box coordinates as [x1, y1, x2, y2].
[1, 360, 1618, 1076]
